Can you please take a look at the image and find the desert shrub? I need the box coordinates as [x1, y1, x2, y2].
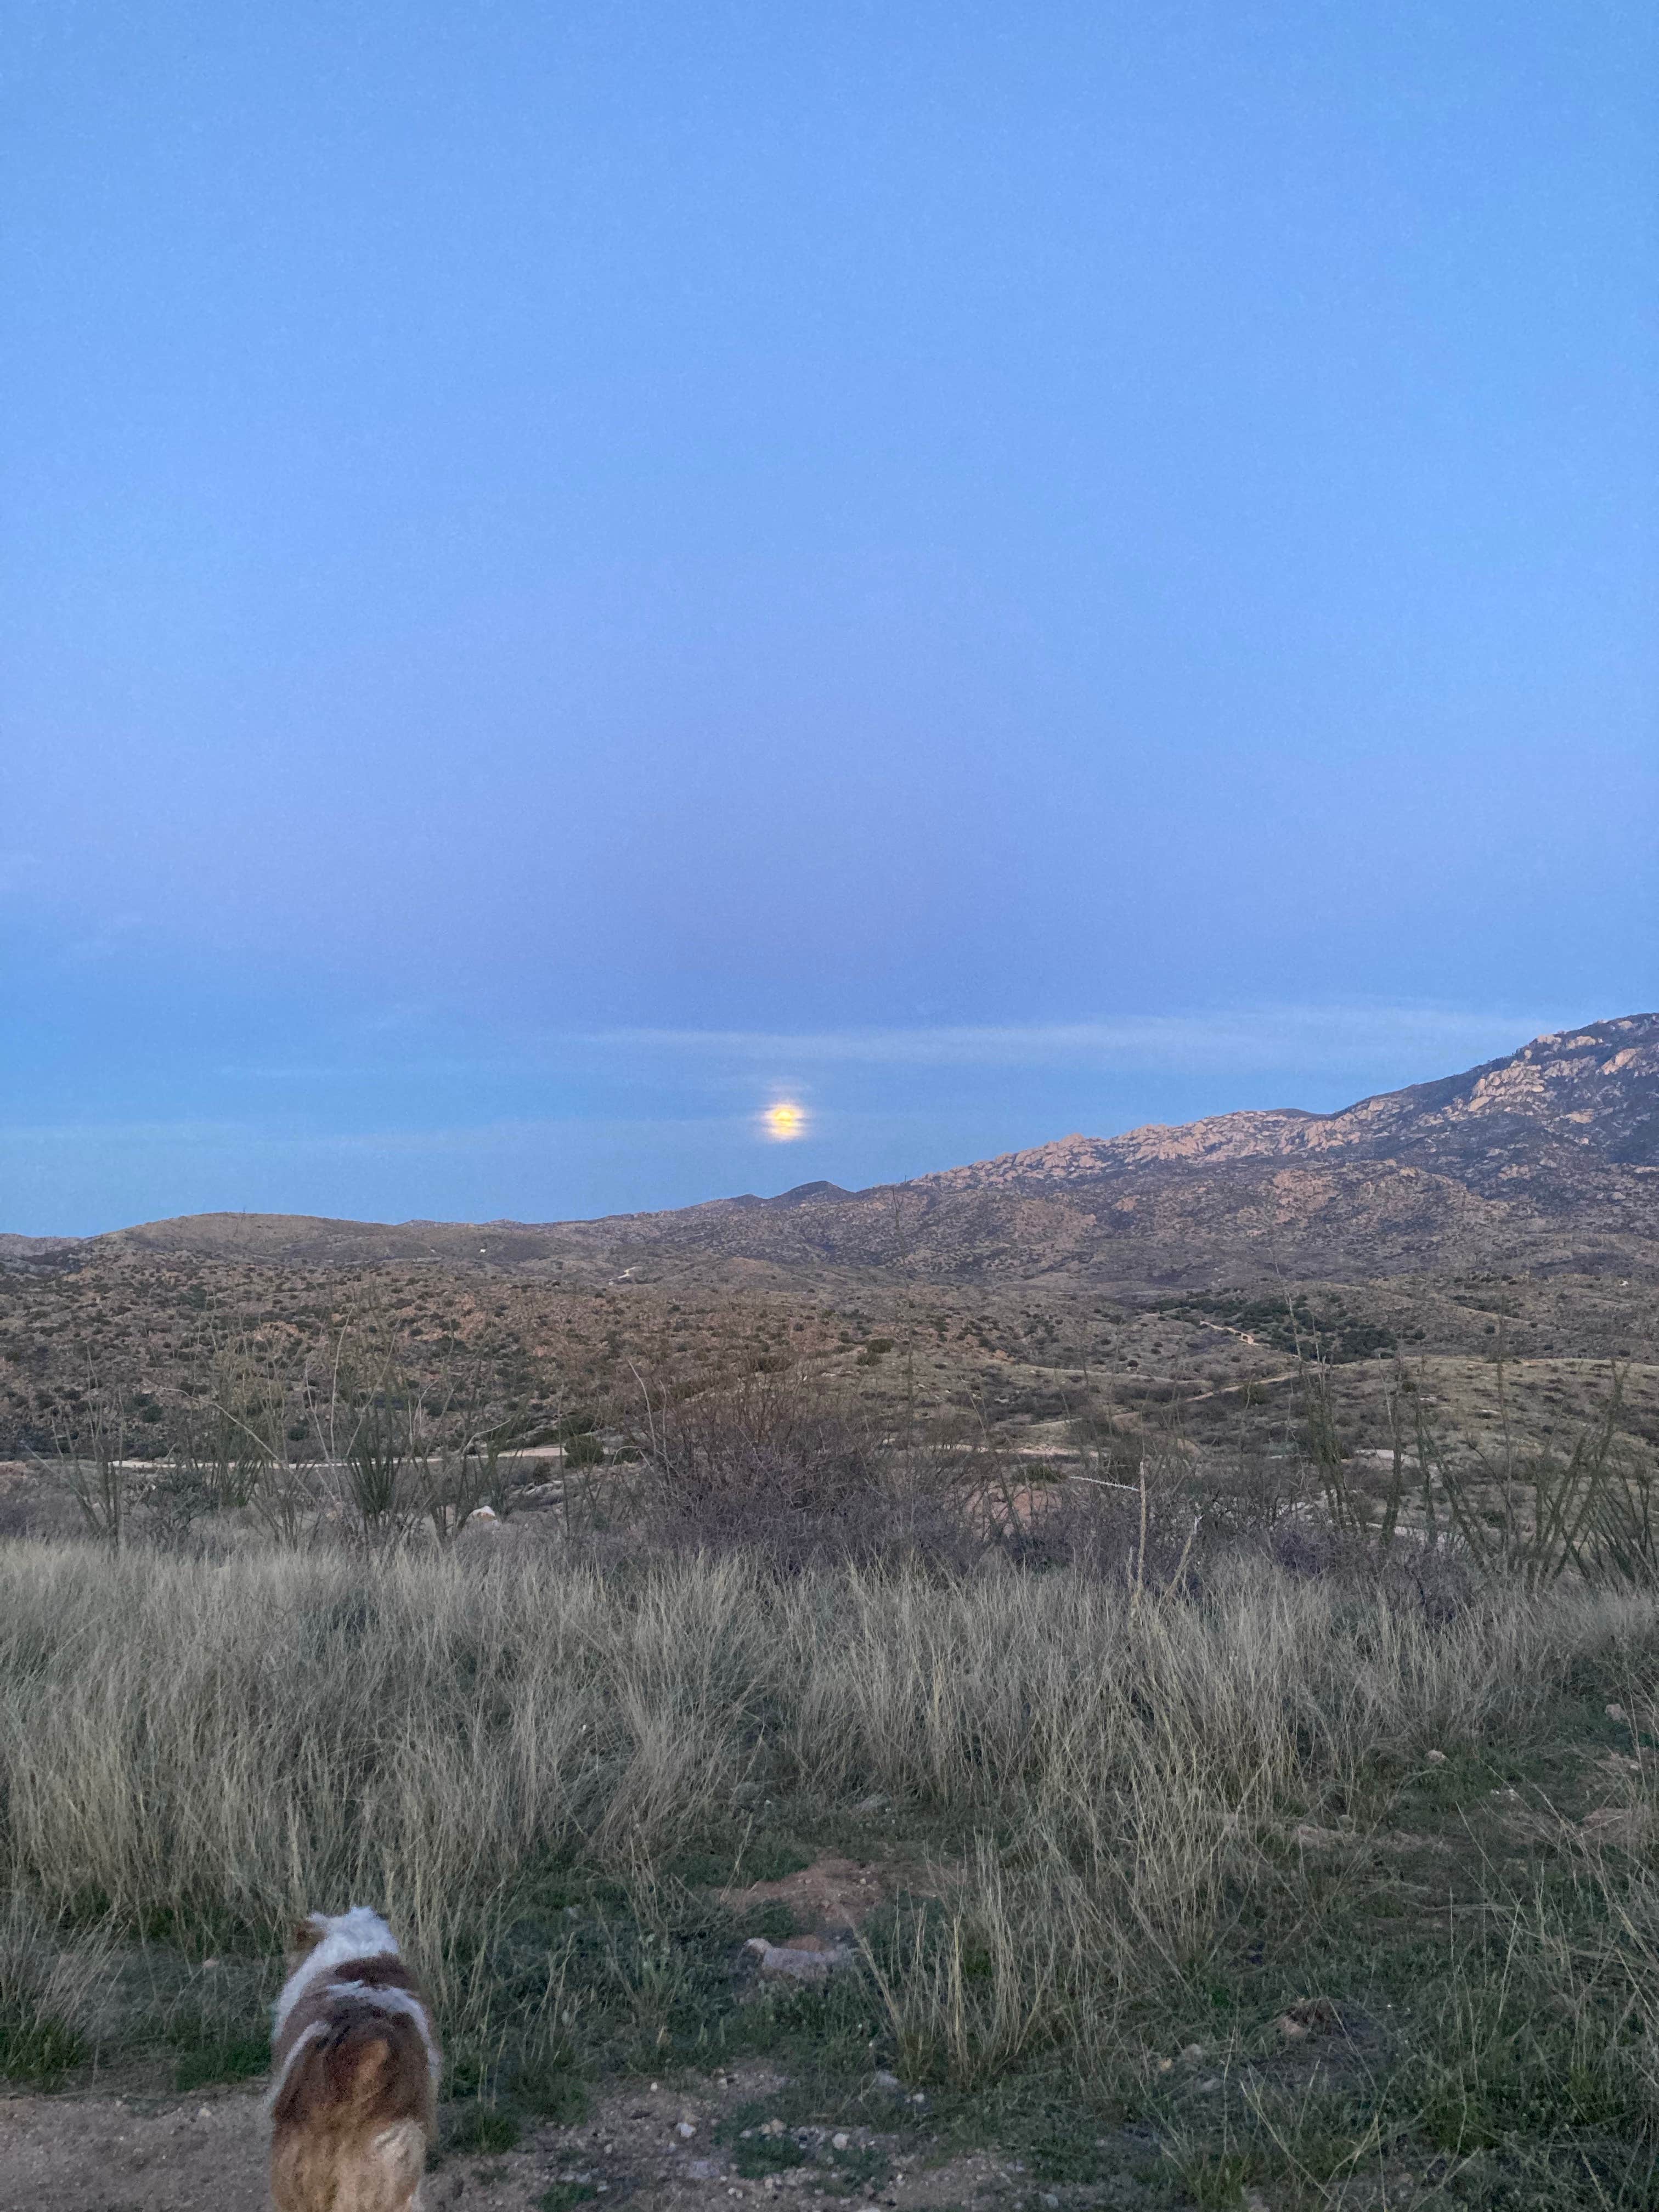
[31, 1367, 134, 1547]
[632, 1365, 881, 1514]
[983, 1466, 1203, 1588]
[620, 1364, 975, 1572]
[617, 1363, 1216, 1583]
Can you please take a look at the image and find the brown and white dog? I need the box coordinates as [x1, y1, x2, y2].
[269, 1906, 442, 2212]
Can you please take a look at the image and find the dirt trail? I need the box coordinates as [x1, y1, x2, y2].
[0, 2070, 1030, 2212]
[0, 2089, 268, 2211]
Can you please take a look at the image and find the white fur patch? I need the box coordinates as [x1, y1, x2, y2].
[372, 2119, 427, 2154]
[369, 2117, 428, 2186]
[272, 1906, 401, 2039]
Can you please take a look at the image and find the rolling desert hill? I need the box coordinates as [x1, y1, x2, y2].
[8, 1013, 1658, 1291]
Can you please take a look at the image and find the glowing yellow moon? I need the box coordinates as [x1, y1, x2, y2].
[763, 1101, 806, 1141]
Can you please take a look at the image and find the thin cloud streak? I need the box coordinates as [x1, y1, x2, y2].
[216, 1004, 1586, 1088]
[0, 1115, 722, 1158]
[579, 1005, 1580, 1077]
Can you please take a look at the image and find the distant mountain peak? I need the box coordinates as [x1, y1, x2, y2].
[769, 1180, 853, 1207]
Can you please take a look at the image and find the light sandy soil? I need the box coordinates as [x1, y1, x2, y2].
[0, 2071, 1062, 2212]
[720, 1855, 894, 1926]
[0, 2086, 270, 2211]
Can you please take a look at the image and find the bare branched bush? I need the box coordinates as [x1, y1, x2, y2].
[632, 1362, 881, 1512]
[286, 1319, 537, 1548]
[407, 1375, 526, 1547]
[622, 1362, 960, 1570]
[617, 1361, 1211, 1583]
[165, 1332, 286, 1519]
[31, 1365, 133, 1547]
[1420, 1351, 1658, 1589]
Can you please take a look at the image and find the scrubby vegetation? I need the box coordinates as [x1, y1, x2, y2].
[4, 1496, 1659, 2201]
[3, 1268, 1658, 2207]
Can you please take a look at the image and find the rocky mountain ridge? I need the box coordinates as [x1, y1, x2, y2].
[915, 1014, 1659, 1192]
[588, 1013, 1659, 1285]
[7, 1013, 1657, 1288]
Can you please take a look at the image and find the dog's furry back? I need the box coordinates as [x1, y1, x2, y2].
[270, 1908, 441, 2212]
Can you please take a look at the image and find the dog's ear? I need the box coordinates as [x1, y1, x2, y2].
[289, 1913, 328, 1959]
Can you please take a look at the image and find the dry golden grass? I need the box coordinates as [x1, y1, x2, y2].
[5, 1531, 1659, 2205]
[2, 1539, 1652, 2087]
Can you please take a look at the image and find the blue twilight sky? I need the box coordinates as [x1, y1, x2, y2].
[3, 3, 1655, 1234]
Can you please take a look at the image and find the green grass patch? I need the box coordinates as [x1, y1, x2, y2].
[0, 2009, 87, 2089]
[172, 2030, 269, 2090]
[731, 2128, 813, 2177]
[447, 2103, 524, 2154]
[539, 2187, 599, 2212]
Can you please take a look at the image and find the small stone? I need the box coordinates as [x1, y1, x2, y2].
[871, 2070, 902, 2093]
[909, 2092, 926, 2105]
[746, 1937, 834, 1984]
[854, 1795, 888, 1814]
[1425, 1749, 1446, 1765]
[1041, 2196, 1060, 2208]
[1181, 2043, 1205, 2062]
[832, 2134, 850, 2151]
[1607, 1703, 1628, 1722]
[1155, 2057, 1173, 2074]
[676, 2120, 697, 2138]
[1292, 1821, 1348, 1849]
[689, 2159, 719, 2179]
[1278, 2015, 1308, 2041]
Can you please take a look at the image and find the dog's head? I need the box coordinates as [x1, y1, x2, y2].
[285, 1905, 400, 1979]
[286, 1912, 331, 1974]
